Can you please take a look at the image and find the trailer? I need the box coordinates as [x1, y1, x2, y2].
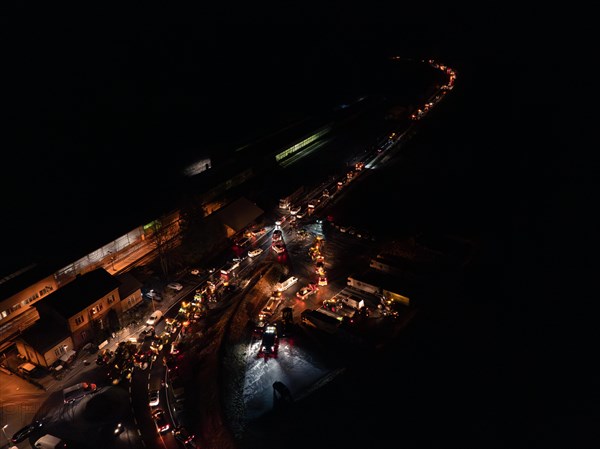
[63, 381, 97, 404]
[300, 308, 341, 334]
[275, 276, 298, 292]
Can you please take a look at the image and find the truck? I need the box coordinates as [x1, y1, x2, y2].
[260, 324, 279, 357]
[275, 276, 298, 292]
[278, 185, 304, 210]
[34, 434, 66, 449]
[220, 259, 240, 282]
[63, 381, 97, 404]
[339, 292, 365, 310]
[300, 308, 341, 334]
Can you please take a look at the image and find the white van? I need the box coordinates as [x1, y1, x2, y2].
[34, 434, 66, 449]
[146, 310, 163, 326]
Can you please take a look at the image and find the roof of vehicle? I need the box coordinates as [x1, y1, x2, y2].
[35, 434, 63, 444]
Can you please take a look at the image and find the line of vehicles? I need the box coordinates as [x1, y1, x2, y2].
[158, 67, 454, 436]
[148, 98, 429, 439]
[10, 64, 456, 449]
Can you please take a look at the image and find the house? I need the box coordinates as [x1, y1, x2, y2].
[34, 268, 122, 349]
[115, 272, 144, 315]
[16, 319, 75, 369]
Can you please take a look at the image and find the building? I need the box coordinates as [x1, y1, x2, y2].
[348, 269, 416, 308]
[0, 97, 378, 357]
[33, 268, 122, 350]
[0, 263, 60, 353]
[116, 272, 144, 315]
[16, 320, 75, 369]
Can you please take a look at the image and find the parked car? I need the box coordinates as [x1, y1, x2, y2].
[146, 310, 163, 326]
[10, 419, 44, 444]
[138, 326, 155, 341]
[145, 289, 163, 301]
[151, 408, 170, 433]
[190, 268, 200, 276]
[166, 282, 183, 292]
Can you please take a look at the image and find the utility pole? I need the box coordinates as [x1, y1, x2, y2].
[107, 251, 116, 271]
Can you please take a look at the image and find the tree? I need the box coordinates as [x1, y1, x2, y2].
[149, 213, 181, 279]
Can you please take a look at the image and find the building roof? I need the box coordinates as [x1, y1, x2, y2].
[214, 197, 264, 234]
[37, 268, 121, 319]
[116, 272, 143, 299]
[349, 268, 425, 299]
[0, 262, 59, 301]
[18, 319, 70, 354]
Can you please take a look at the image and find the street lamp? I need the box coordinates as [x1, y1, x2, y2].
[2, 424, 10, 445]
[108, 251, 116, 271]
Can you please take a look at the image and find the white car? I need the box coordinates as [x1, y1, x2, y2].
[190, 268, 200, 276]
[149, 389, 160, 407]
[146, 310, 163, 326]
[166, 282, 183, 292]
[248, 248, 263, 258]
